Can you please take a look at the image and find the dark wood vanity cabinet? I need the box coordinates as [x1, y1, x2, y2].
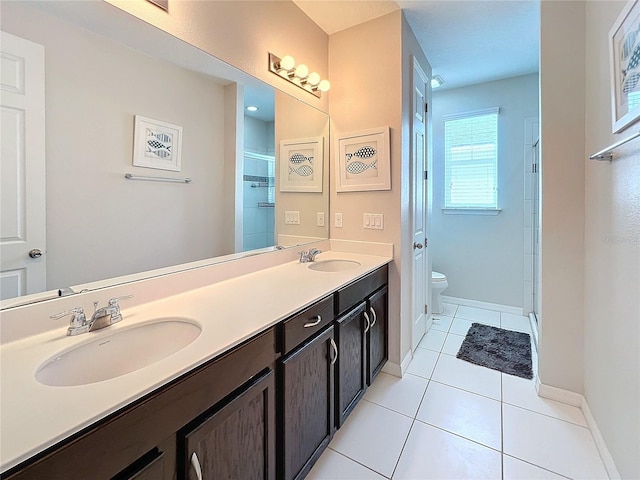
[179, 369, 276, 480]
[367, 285, 388, 385]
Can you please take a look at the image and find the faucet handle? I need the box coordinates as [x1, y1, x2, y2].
[50, 307, 89, 334]
[108, 295, 133, 307]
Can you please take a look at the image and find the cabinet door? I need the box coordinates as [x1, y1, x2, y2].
[335, 302, 366, 428]
[367, 286, 388, 385]
[279, 326, 335, 480]
[182, 369, 275, 480]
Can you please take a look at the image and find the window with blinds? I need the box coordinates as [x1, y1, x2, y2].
[444, 107, 499, 210]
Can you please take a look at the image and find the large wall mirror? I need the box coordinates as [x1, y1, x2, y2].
[0, 1, 329, 307]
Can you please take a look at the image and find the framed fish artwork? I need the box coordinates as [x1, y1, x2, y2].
[609, 0, 640, 133]
[336, 127, 390, 192]
[279, 136, 323, 192]
[132, 115, 183, 172]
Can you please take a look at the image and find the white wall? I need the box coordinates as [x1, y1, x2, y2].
[584, 2, 639, 478]
[431, 74, 539, 308]
[2, 5, 228, 289]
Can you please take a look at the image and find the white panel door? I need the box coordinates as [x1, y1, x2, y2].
[411, 57, 429, 350]
[1, 32, 46, 300]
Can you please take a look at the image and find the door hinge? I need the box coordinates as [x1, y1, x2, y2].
[425, 102, 429, 113]
[532, 163, 538, 174]
[424, 170, 428, 180]
[424, 304, 429, 314]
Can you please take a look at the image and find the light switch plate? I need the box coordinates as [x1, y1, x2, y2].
[285, 211, 300, 225]
[363, 213, 383, 230]
[317, 212, 325, 227]
[335, 212, 343, 228]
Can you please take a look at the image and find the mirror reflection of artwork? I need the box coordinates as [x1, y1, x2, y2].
[133, 115, 183, 171]
[279, 137, 323, 192]
[336, 127, 390, 192]
[609, 0, 640, 132]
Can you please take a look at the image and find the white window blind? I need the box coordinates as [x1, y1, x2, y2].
[444, 107, 499, 210]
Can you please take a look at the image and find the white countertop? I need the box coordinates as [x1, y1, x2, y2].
[0, 250, 391, 473]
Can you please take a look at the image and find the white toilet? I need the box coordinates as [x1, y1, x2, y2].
[431, 271, 448, 314]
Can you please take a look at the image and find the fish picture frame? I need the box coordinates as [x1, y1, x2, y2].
[279, 136, 323, 192]
[132, 115, 183, 171]
[609, 0, 640, 133]
[336, 126, 390, 192]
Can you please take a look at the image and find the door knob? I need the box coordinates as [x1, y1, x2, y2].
[413, 242, 423, 250]
[28, 248, 43, 258]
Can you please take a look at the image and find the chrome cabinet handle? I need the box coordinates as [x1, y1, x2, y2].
[369, 306, 377, 328]
[363, 311, 371, 334]
[191, 452, 203, 480]
[330, 338, 338, 366]
[303, 315, 322, 328]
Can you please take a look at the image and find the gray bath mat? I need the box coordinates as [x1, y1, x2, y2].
[456, 323, 533, 379]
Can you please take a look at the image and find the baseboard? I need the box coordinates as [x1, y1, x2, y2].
[442, 295, 524, 316]
[536, 380, 621, 479]
[382, 349, 413, 378]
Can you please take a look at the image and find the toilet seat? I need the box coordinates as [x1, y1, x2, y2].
[432, 271, 446, 282]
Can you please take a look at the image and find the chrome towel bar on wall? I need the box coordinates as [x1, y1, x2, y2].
[124, 173, 192, 183]
[589, 131, 640, 161]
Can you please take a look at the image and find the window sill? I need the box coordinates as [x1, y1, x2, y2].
[442, 208, 502, 216]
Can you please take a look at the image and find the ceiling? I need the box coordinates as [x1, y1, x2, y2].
[292, 0, 540, 91]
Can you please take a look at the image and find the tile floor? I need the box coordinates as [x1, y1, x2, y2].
[307, 303, 609, 480]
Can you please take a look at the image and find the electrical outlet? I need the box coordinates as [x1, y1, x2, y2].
[284, 211, 300, 225]
[317, 212, 325, 227]
[335, 212, 343, 228]
[363, 213, 384, 230]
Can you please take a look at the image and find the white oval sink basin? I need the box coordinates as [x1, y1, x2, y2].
[308, 259, 361, 272]
[36, 319, 201, 387]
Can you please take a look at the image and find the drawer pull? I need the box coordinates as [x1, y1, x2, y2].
[363, 311, 371, 334]
[330, 338, 338, 366]
[303, 315, 322, 328]
[191, 452, 203, 480]
[370, 307, 377, 328]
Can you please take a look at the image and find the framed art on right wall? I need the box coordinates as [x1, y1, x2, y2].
[609, 0, 640, 133]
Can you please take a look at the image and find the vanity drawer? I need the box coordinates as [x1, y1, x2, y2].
[335, 265, 388, 316]
[280, 295, 334, 354]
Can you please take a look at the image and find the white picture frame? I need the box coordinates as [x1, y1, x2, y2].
[133, 115, 183, 171]
[279, 136, 323, 193]
[336, 126, 390, 192]
[609, 0, 640, 133]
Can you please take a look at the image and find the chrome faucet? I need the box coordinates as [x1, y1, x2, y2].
[299, 248, 322, 263]
[51, 295, 133, 336]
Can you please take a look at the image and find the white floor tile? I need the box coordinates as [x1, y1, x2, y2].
[503, 404, 608, 479]
[455, 306, 501, 325]
[416, 382, 502, 450]
[502, 374, 588, 427]
[431, 354, 502, 400]
[364, 372, 428, 418]
[393, 421, 502, 479]
[501, 312, 533, 334]
[502, 455, 567, 479]
[307, 449, 387, 480]
[406, 347, 440, 379]
[418, 328, 447, 352]
[431, 314, 453, 332]
[441, 333, 465, 356]
[442, 303, 458, 317]
[329, 400, 412, 478]
[449, 317, 474, 336]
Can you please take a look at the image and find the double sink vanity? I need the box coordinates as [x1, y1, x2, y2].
[0, 246, 392, 480]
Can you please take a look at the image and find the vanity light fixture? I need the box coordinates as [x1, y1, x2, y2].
[268, 53, 330, 98]
[431, 75, 445, 89]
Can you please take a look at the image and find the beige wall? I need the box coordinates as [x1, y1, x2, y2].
[107, 0, 329, 113]
[538, 1, 586, 394]
[584, 2, 639, 478]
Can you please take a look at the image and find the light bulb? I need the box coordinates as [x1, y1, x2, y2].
[318, 79, 331, 92]
[280, 55, 295, 71]
[307, 72, 320, 86]
[295, 64, 309, 78]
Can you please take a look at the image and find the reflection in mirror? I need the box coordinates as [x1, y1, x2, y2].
[0, 1, 329, 307]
